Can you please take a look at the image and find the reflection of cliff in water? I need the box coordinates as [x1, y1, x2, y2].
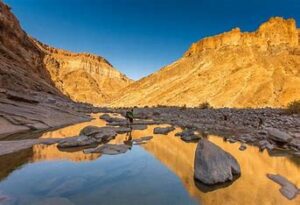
[0, 148, 33, 181]
[0, 144, 100, 182]
[32, 144, 100, 162]
[141, 133, 300, 205]
[40, 114, 106, 139]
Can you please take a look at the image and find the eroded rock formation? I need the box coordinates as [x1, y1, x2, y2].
[35, 41, 132, 105]
[0, 1, 131, 136]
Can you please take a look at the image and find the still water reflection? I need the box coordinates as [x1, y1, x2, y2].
[0, 115, 299, 205]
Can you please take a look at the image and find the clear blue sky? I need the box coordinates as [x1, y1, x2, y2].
[5, 0, 300, 80]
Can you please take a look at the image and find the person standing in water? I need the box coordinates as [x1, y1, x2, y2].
[125, 108, 134, 125]
[124, 109, 134, 149]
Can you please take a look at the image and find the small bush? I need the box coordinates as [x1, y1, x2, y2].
[198, 102, 212, 109]
[286, 100, 300, 114]
[180, 104, 187, 110]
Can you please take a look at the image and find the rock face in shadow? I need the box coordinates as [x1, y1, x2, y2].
[194, 139, 241, 185]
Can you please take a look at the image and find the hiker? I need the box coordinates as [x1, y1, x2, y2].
[258, 117, 263, 128]
[125, 109, 134, 125]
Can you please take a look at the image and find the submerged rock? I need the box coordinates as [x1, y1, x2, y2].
[84, 144, 130, 155]
[266, 128, 292, 143]
[153, 126, 175, 135]
[267, 174, 300, 200]
[194, 139, 241, 185]
[0, 193, 9, 203]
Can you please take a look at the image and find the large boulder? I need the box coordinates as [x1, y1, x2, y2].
[79, 126, 117, 142]
[153, 126, 175, 135]
[194, 139, 241, 185]
[266, 128, 292, 143]
[99, 114, 127, 123]
[92, 128, 117, 143]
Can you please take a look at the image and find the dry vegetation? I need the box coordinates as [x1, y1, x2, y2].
[286, 100, 300, 114]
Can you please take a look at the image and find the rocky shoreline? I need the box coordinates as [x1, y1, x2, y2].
[1, 107, 299, 156]
[103, 107, 300, 156]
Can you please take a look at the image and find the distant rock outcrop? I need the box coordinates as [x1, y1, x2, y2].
[112, 17, 300, 108]
[35, 41, 132, 105]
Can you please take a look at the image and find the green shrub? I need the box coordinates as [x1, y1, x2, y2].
[286, 100, 300, 114]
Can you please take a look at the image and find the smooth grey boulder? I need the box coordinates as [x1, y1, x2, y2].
[99, 114, 111, 121]
[267, 174, 300, 200]
[176, 129, 202, 142]
[84, 144, 130, 155]
[79, 126, 103, 137]
[57, 135, 96, 148]
[113, 127, 131, 134]
[99, 114, 127, 123]
[79, 126, 117, 142]
[131, 124, 147, 130]
[266, 128, 292, 143]
[92, 129, 117, 143]
[194, 139, 241, 185]
[153, 126, 175, 135]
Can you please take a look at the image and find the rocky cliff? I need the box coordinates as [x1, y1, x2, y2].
[35, 41, 132, 105]
[112, 17, 300, 108]
[0, 1, 108, 136]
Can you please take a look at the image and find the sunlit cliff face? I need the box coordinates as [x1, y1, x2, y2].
[111, 17, 300, 108]
[34, 41, 133, 105]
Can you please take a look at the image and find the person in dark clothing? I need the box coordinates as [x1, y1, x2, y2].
[258, 117, 263, 128]
[125, 109, 134, 125]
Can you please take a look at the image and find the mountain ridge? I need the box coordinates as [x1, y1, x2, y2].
[111, 17, 300, 108]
